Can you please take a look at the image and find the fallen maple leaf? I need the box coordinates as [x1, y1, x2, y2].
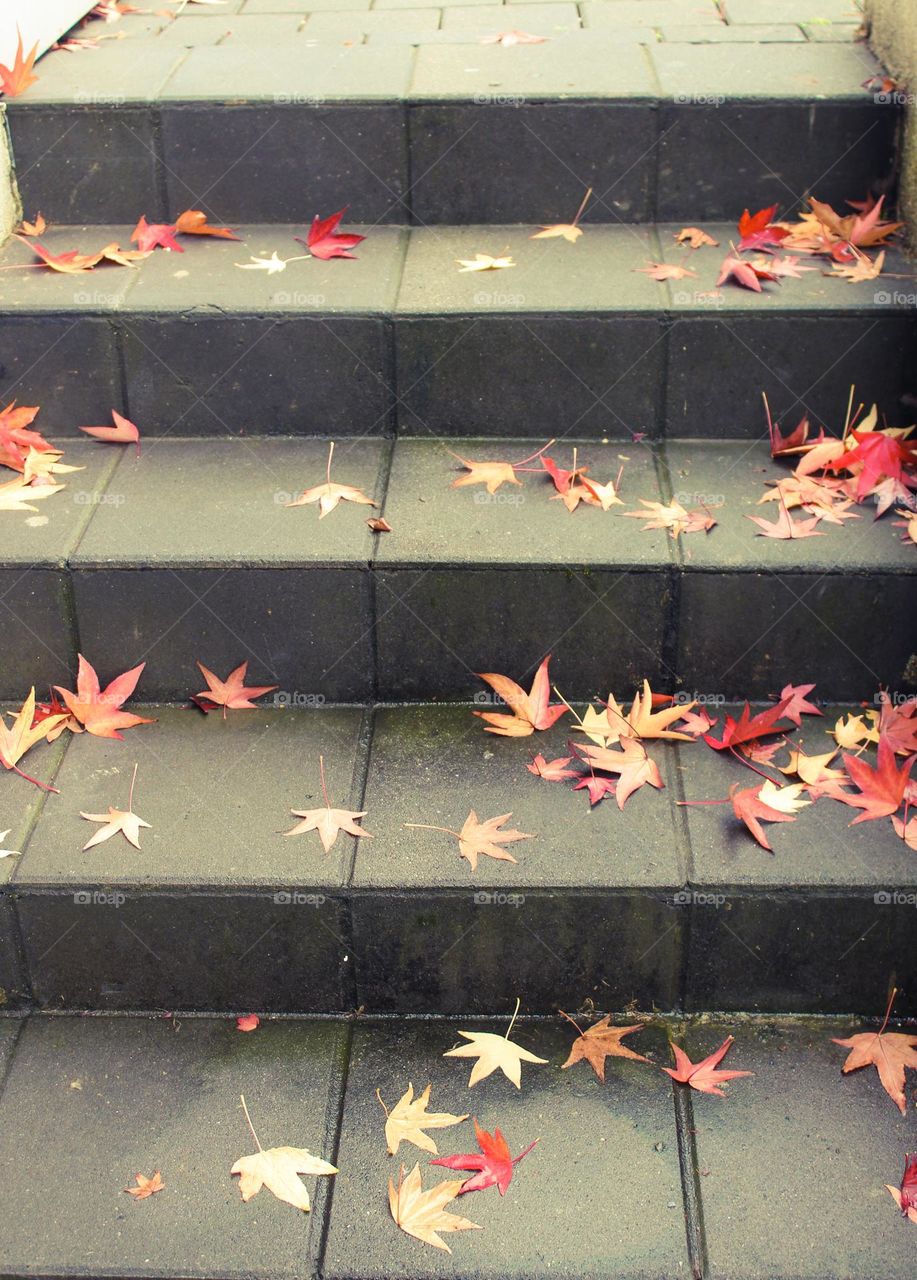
[124, 1171, 164, 1200]
[295, 206, 365, 260]
[581, 474, 623, 510]
[97, 242, 151, 268]
[608, 679, 697, 743]
[778, 746, 845, 789]
[481, 29, 547, 46]
[231, 1094, 337, 1211]
[286, 441, 375, 517]
[727, 782, 799, 851]
[81, 763, 152, 850]
[56, 656, 153, 740]
[663, 1035, 753, 1097]
[704, 697, 792, 752]
[560, 1012, 649, 1082]
[675, 226, 719, 249]
[531, 188, 592, 242]
[717, 254, 779, 292]
[174, 209, 240, 240]
[0, 476, 63, 512]
[432, 1118, 538, 1195]
[388, 1163, 481, 1252]
[367, 516, 392, 533]
[236, 1014, 260, 1033]
[0, 831, 20, 860]
[892, 815, 917, 850]
[827, 427, 917, 502]
[17, 238, 104, 274]
[833, 992, 917, 1115]
[635, 261, 697, 281]
[18, 213, 46, 237]
[886, 1153, 917, 1223]
[828, 249, 885, 282]
[473, 654, 567, 737]
[573, 774, 617, 806]
[284, 754, 372, 852]
[574, 737, 664, 809]
[192, 660, 277, 716]
[526, 753, 577, 782]
[832, 710, 879, 750]
[405, 810, 533, 871]
[747, 499, 826, 539]
[448, 439, 556, 495]
[838, 737, 913, 824]
[131, 216, 183, 254]
[444, 1019, 547, 1089]
[622, 498, 713, 538]
[79, 409, 141, 454]
[456, 253, 514, 273]
[0, 688, 67, 789]
[235, 251, 306, 274]
[379, 1083, 468, 1156]
[779, 682, 822, 726]
[737, 204, 789, 252]
[0, 29, 39, 97]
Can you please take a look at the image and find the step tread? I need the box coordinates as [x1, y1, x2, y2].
[0, 1013, 912, 1279]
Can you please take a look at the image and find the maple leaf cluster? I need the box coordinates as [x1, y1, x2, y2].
[756, 393, 917, 544]
[449, 441, 625, 512]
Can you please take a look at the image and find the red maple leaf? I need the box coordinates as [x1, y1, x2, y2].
[888, 1153, 917, 1222]
[55, 655, 155, 740]
[236, 1014, 260, 1033]
[704, 697, 792, 751]
[573, 775, 617, 806]
[717, 254, 780, 292]
[877, 693, 917, 756]
[662, 1035, 753, 1097]
[296, 207, 365, 261]
[826, 429, 917, 501]
[737, 205, 789, 252]
[730, 782, 797, 852]
[473, 655, 568, 737]
[192, 661, 278, 717]
[779, 682, 822, 727]
[131, 216, 183, 254]
[430, 1119, 538, 1196]
[0, 402, 50, 471]
[838, 737, 913, 824]
[540, 454, 587, 495]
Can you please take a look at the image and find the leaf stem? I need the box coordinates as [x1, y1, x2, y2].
[326, 441, 334, 487]
[403, 823, 462, 839]
[375, 1087, 389, 1118]
[128, 762, 138, 812]
[557, 1008, 584, 1037]
[571, 187, 592, 228]
[239, 1094, 262, 1152]
[505, 996, 521, 1040]
[319, 754, 332, 809]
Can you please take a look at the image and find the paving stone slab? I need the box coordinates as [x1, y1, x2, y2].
[305, 8, 442, 34]
[323, 1018, 689, 1278]
[244, 0, 368, 8]
[660, 22, 807, 41]
[0, 317, 123, 438]
[156, 12, 306, 42]
[350, 705, 684, 1011]
[581, 0, 723, 25]
[394, 226, 666, 434]
[0, 1016, 20, 1078]
[161, 39, 414, 98]
[664, 440, 916, 700]
[686, 1019, 915, 1277]
[677, 705, 917, 1014]
[0, 1016, 346, 1276]
[651, 45, 898, 220]
[441, 3, 581, 29]
[800, 20, 863, 40]
[0, 443, 120, 698]
[377, 438, 671, 568]
[69, 438, 381, 701]
[723, 0, 862, 20]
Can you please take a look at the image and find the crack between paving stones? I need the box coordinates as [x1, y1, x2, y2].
[673, 1082, 709, 1280]
[343, 705, 375, 890]
[0, 1015, 27, 1102]
[315, 1018, 355, 1280]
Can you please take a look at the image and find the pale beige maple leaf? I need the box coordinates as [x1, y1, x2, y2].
[832, 711, 879, 750]
[405, 811, 534, 871]
[0, 688, 67, 773]
[232, 1146, 337, 1211]
[388, 1163, 481, 1251]
[778, 747, 845, 788]
[892, 815, 917, 850]
[22, 448, 82, 484]
[284, 754, 372, 852]
[829, 249, 885, 282]
[634, 261, 697, 281]
[570, 704, 618, 745]
[380, 1083, 468, 1156]
[756, 779, 812, 815]
[675, 226, 719, 249]
[444, 1029, 547, 1088]
[285, 442, 375, 517]
[124, 1171, 164, 1199]
[81, 764, 151, 850]
[456, 253, 515, 273]
[0, 477, 64, 511]
[235, 252, 308, 274]
[0, 830, 20, 860]
[530, 189, 592, 242]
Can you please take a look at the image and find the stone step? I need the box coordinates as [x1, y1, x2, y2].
[2, 436, 913, 704]
[2, 701, 914, 1015]
[4, 19, 897, 224]
[0, 1012, 913, 1279]
[1, 224, 914, 440]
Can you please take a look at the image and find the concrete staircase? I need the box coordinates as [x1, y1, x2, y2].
[0, 3, 915, 1277]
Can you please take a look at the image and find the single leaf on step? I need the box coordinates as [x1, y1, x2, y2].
[284, 754, 372, 853]
[833, 996, 917, 1116]
[18, 238, 103, 273]
[0, 30, 39, 97]
[81, 763, 151, 850]
[560, 1013, 649, 1082]
[634, 260, 697, 281]
[481, 29, 548, 46]
[838, 737, 913, 824]
[79, 409, 141, 453]
[663, 1035, 753, 1097]
[55, 654, 154, 740]
[236, 1014, 260, 1033]
[235, 252, 295, 274]
[231, 1094, 337, 1212]
[405, 810, 534, 871]
[456, 253, 515, 273]
[296, 206, 365, 260]
[531, 188, 592, 242]
[388, 1163, 480, 1252]
[449, 439, 552, 495]
[124, 1171, 164, 1200]
[192, 660, 278, 715]
[431, 1117, 538, 1195]
[174, 208, 240, 240]
[675, 226, 719, 249]
[285, 441, 375, 517]
[886, 1153, 917, 1223]
[473, 654, 567, 736]
[444, 1031, 547, 1089]
[18, 213, 46, 237]
[379, 1083, 468, 1156]
[131, 216, 183, 253]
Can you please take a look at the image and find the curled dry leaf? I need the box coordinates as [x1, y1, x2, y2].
[885, 1153, 917, 1223]
[560, 1013, 649, 1082]
[675, 226, 719, 249]
[18, 213, 46, 237]
[379, 1082, 468, 1156]
[174, 209, 240, 240]
[79, 409, 141, 453]
[236, 1014, 260, 1033]
[286, 442, 375, 517]
[388, 1163, 481, 1252]
[367, 517, 392, 533]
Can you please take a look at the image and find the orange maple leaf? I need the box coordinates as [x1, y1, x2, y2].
[0, 30, 39, 98]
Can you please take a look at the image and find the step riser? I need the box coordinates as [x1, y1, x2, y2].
[4, 888, 914, 1017]
[3, 313, 914, 441]
[6, 100, 900, 226]
[5, 565, 913, 705]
